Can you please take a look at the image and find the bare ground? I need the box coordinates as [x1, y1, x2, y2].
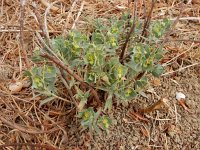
[64, 66, 200, 150]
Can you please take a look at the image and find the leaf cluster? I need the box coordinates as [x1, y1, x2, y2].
[27, 13, 171, 134]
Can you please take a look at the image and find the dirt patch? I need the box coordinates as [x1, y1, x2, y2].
[64, 66, 200, 150]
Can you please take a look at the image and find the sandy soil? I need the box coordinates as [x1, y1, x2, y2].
[63, 66, 199, 150]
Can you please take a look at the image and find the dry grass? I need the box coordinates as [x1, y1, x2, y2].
[0, 0, 199, 149]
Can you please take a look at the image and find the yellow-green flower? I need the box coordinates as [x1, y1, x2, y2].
[46, 67, 53, 73]
[102, 118, 108, 124]
[87, 53, 95, 65]
[117, 67, 123, 79]
[83, 111, 90, 121]
[34, 77, 43, 88]
[125, 88, 132, 97]
[102, 118, 109, 128]
[111, 27, 118, 33]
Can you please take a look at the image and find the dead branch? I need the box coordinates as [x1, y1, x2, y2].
[139, 0, 155, 43]
[120, 0, 137, 64]
[59, 69, 79, 108]
[19, 0, 30, 69]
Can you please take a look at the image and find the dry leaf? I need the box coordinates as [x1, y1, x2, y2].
[139, 98, 168, 113]
[116, 5, 127, 10]
[74, 147, 81, 150]
[152, 78, 161, 86]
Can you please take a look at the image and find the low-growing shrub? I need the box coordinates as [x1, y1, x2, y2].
[26, 13, 171, 134]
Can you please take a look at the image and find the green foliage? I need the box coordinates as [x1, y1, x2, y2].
[28, 13, 171, 134]
[75, 89, 90, 110]
[28, 65, 57, 93]
[151, 18, 171, 39]
[78, 108, 112, 134]
[25, 65, 58, 106]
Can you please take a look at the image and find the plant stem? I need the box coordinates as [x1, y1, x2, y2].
[59, 69, 79, 108]
[41, 53, 101, 106]
[139, 0, 155, 43]
[120, 0, 137, 64]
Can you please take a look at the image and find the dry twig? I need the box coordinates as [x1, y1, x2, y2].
[120, 0, 137, 63]
[19, 0, 30, 69]
[63, 0, 79, 36]
[0, 116, 47, 134]
[71, 1, 85, 29]
[41, 0, 60, 12]
[161, 62, 200, 76]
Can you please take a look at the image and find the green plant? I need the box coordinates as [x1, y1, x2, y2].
[27, 12, 171, 134]
[78, 108, 112, 134]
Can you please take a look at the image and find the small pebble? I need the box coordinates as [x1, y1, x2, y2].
[9, 81, 23, 92]
[176, 92, 186, 101]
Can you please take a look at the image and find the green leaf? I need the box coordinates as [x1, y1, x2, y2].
[44, 66, 57, 78]
[98, 116, 112, 130]
[79, 108, 94, 121]
[94, 124, 101, 134]
[39, 97, 55, 107]
[114, 64, 128, 80]
[86, 51, 95, 65]
[32, 76, 44, 89]
[94, 109, 101, 121]
[23, 70, 32, 78]
[104, 93, 113, 112]
[76, 89, 90, 110]
[31, 47, 45, 62]
[52, 37, 65, 52]
[32, 55, 44, 62]
[92, 32, 104, 44]
[151, 64, 164, 77]
[85, 72, 98, 83]
[101, 74, 111, 85]
[125, 88, 137, 99]
[135, 77, 148, 92]
[151, 19, 171, 38]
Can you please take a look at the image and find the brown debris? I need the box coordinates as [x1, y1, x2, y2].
[128, 110, 149, 122]
[139, 98, 169, 114]
[178, 98, 190, 113]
